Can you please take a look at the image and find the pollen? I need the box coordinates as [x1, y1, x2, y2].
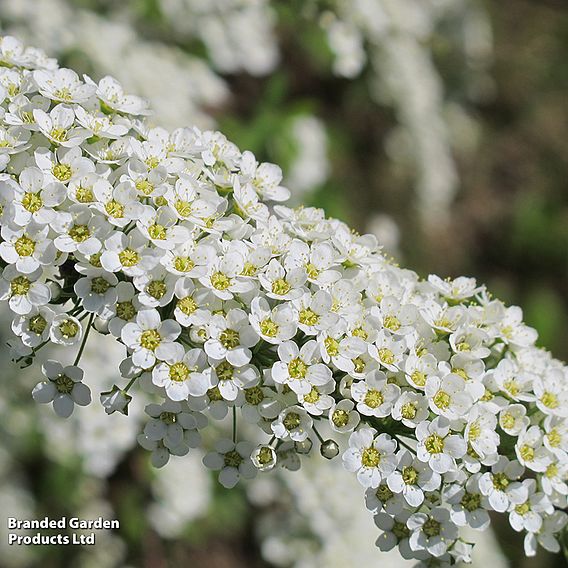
[425, 433, 445, 454]
[460, 492, 481, 512]
[383, 315, 401, 332]
[140, 329, 161, 350]
[177, 296, 197, 315]
[519, 444, 534, 462]
[105, 199, 125, 218]
[119, 248, 140, 267]
[541, 391, 559, 409]
[211, 271, 231, 290]
[411, 371, 426, 387]
[14, 235, 36, 256]
[402, 466, 418, 485]
[364, 388, 384, 409]
[288, 358, 307, 379]
[401, 402, 417, 420]
[361, 446, 381, 468]
[174, 199, 192, 217]
[75, 186, 94, 203]
[173, 257, 195, 273]
[169, 362, 190, 382]
[10, 276, 31, 296]
[146, 280, 167, 300]
[299, 308, 319, 326]
[423, 518, 441, 538]
[325, 336, 339, 357]
[378, 347, 395, 365]
[59, 320, 79, 339]
[21, 192, 43, 212]
[260, 318, 279, 337]
[148, 223, 167, 240]
[68, 224, 91, 242]
[271, 278, 291, 296]
[224, 450, 243, 468]
[303, 387, 320, 404]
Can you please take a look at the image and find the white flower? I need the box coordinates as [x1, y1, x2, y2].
[351, 370, 400, 418]
[34, 104, 90, 147]
[293, 290, 339, 336]
[271, 405, 312, 442]
[32, 361, 91, 418]
[515, 426, 552, 472]
[249, 296, 297, 344]
[0, 265, 51, 315]
[12, 305, 55, 347]
[204, 309, 259, 366]
[478, 457, 528, 513]
[121, 309, 181, 369]
[258, 258, 306, 301]
[508, 480, 552, 534]
[203, 439, 256, 488]
[425, 373, 473, 420]
[428, 275, 482, 301]
[74, 268, 118, 316]
[0, 222, 56, 274]
[87, 75, 150, 115]
[343, 427, 398, 488]
[415, 417, 467, 474]
[272, 340, 332, 396]
[210, 361, 259, 401]
[49, 314, 83, 346]
[34, 68, 95, 103]
[387, 450, 441, 508]
[391, 390, 429, 428]
[328, 399, 360, 433]
[407, 506, 459, 558]
[499, 403, 530, 436]
[533, 369, 568, 417]
[100, 386, 132, 415]
[445, 473, 490, 530]
[152, 344, 210, 401]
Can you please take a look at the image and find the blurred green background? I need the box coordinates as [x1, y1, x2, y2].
[0, 0, 567, 567]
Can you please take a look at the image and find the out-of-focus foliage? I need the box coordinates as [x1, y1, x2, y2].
[0, 1, 567, 567]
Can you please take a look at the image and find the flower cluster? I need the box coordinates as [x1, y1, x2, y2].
[0, 35, 566, 566]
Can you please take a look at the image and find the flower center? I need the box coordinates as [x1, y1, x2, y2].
[383, 315, 401, 331]
[423, 518, 441, 538]
[299, 308, 319, 326]
[216, 361, 234, 381]
[271, 278, 291, 295]
[174, 199, 192, 217]
[116, 301, 136, 321]
[304, 387, 320, 404]
[401, 402, 417, 420]
[375, 484, 393, 502]
[50, 127, 68, 143]
[173, 257, 195, 273]
[160, 411, 177, 424]
[460, 492, 481, 512]
[75, 186, 94, 203]
[219, 329, 240, 349]
[541, 391, 558, 409]
[364, 388, 384, 409]
[245, 386, 264, 405]
[135, 179, 154, 195]
[105, 199, 124, 218]
[433, 390, 451, 410]
[148, 223, 166, 240]
[169, 362, 190, 382]
[10, 276, 31, 295]
[177, 296, 197, 315]
[325, 336, 339, 356]
[91, 276, 111, 294]
[501, 413, 516, 429]
[288, 358, 307, 379]
[28, 314, 47, 334]
[492, 472, 510, 491]
[402, 466, 418, 485]
[140, 329, 161, 350]
[224, 450, 243, 468]
[283, 412, 301, 431]
[147, 280, 167, 300]
[361, 447, 381, 468]
[54, 373, 74, 394]
[260, 318, 279, 337]
[411, 371, 426, 387]
[14, 235, 35, 256]
[211, 271, 231, 290]
[59, 320, 79, 338]
[378, 348, 395, 365]
[332, 409, 349, 428]
[69, 224, 91, 242]
[52, 163, 72, 182]
[520, 444, 534, 462]
[425, 433, 445, 454]
[207, 386, 223, 401]
[119, 248, 140, 267]
[22, 192, 43, 212]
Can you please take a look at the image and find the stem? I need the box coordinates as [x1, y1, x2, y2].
[232, 406, 237, 443]
[123, 373, 141, 393]
[312, 422, 325, 444]
[73, 313, 94, 366]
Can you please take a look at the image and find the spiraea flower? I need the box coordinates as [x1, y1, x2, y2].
[0, 35, 567, 566]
